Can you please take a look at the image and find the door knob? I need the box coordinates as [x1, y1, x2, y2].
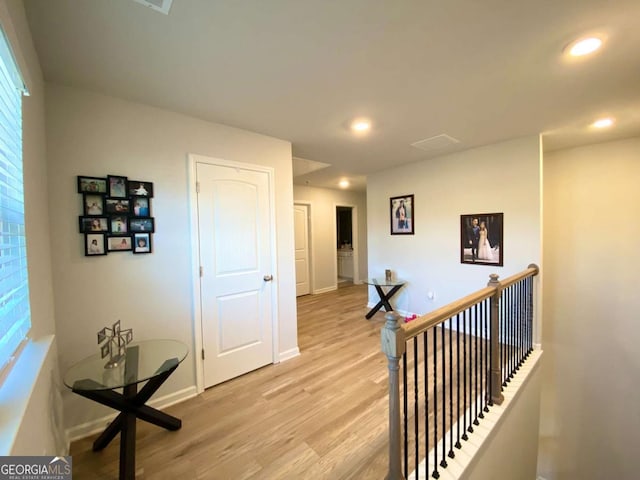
[263, 275, 273, 282]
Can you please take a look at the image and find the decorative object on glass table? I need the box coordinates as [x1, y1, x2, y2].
[97, 320, 133, 368]
[385, 269, 392, 281]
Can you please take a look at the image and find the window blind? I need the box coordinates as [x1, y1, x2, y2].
[0, 26, 30, 373]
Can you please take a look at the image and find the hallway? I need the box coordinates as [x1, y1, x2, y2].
[70, 284, 390, 479]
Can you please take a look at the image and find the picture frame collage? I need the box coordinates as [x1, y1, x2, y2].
[78, 175, 154, 256]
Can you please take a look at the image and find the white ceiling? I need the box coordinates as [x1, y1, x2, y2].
[24, 0, 640, 191]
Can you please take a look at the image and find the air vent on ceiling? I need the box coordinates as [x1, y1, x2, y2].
[411, 134, 460, 152]
[132, 0, 173, 15]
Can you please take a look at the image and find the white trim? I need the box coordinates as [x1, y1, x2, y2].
[313, 285, 338, 294]
[0, 336, 54, 455]
[187, 153, 279, 391]
[278, 347, 300, 363]
[187, 155, 205, 393]
[65, 386, 198, 445]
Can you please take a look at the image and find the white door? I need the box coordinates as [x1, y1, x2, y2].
[294, 204, 310, 296]
[196, 161, 274, 388]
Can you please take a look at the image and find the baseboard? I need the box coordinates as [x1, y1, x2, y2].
[278, 347, 300, 363]
[313, 285, 337, 294]
[65, 385, 198, 444]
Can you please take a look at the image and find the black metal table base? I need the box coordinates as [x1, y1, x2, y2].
[72, 355, 182, 480]
[366, 284, 403, 319]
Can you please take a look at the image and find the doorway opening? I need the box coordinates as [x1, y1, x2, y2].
[336, 206, 357, 286]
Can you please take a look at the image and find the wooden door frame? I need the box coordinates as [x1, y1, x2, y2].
[293, 202, 313, 295]
[188, 153, 279, 394]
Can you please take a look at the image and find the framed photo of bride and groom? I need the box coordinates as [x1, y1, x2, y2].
[460, 213, 503, 266]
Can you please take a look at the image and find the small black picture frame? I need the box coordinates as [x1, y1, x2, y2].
[85, 233, 107, 256]
[83, 194, 105, 216]
[79, 216, 109, 233]
[108, 175, 128, 198]
[133, 232, 152, 254]
[390, 194, 414, 235]
[105, 198, 130, 214]
[128, 180, 153, 198]
[130, 197, 151, 217]
[460, 213, 504, 266]
[110, 216, 128, 234]
[107, 235, 133, 252]
[129, 217, 155, 233]
[77, 176, 107, 194]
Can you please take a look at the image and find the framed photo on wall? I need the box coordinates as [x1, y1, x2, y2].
[460, 212, 504, 266]
[108, 175, 128, 198]
[85, 233, 107, 256]
[79, 216, 109, 233]
[133, 232, 152, 254]
[77, 176, 107, 194]
[128, 180, 153, 198]
[83, 194, 105, 216]
[107, 235, 132, 252]
[390, 194, 414, 235]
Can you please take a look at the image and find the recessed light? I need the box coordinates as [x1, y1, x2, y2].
[350, 119, 371, 133]
[591, 117, 614, 129]
[339, 180, 350, 188]
[567, 36, 603, 57]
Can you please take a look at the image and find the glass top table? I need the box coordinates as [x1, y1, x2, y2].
[63, 339, 189, 480]
[363, 278, 406, 319]
[363, 278, 406, 287]
[64, 339, 189, 391]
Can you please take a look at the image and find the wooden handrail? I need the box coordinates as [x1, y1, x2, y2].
[399, 264, 539, 342]
[495, 264, 539, 290]
[402, 286, 494, 340]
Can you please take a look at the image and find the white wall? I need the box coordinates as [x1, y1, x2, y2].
[538, 137, 640, 480]
[0, 0, 62, 455]
[293, 185, 368, 292]
[45, 84, 297, 432]
[367, 136, 542, 316]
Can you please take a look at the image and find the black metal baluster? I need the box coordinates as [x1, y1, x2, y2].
[413, 337, 419, 478]
[462, 309, 468, 441]
[528, 276, 533, 355]
[473, 304, 479, 426]
[424, 331, 429, 476]
[488, 299, 494, 407]
[448, 318, 454, 458]
[403, 351, 408, 479]
[516, 285, 519, 367]
[455, 313, 462, 449]
[433, 327, 439, 479]
[521, 281, 525, 367]
[501, 291, 507, 387]
[516, 282, 521, 367]
[509, 287, 518, 379]
[467, 308, 474, 434]
[478, 302, 484, 420]
[506, 287, 513, 383]
[440, 324, 447, 468]
[484, 299, 490, 413]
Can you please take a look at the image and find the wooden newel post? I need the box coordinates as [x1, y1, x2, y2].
[381, 311, 406, 480]
[487, 273, 504, 406]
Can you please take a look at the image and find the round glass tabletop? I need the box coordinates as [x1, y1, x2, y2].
[63, 339, 189, 391]
[363, 278, 406, 287]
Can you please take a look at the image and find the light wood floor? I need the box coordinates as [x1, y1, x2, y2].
[70, 283, 394, 479]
